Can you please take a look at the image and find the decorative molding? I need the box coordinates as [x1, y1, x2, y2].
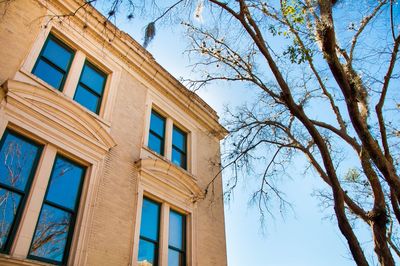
[135, 157, 204, 204]
[1, 79, 116, 159]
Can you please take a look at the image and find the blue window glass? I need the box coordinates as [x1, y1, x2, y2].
[168, 249, 185, 266]
[29, 155, 85, 265]
[45, 157, 85, 210]
[172, 126, 187, 169]
[138, 198, 160, 266]
[148, 133, 163, 156]
[32, 34, 74, 90]
[74, 84, 100, 114]
[0, 130, 42, 253]
[168, 210, 185, 266]
[74, 62, 106, 114]
[148, 110, 165, 155]
[0, 189, 21, 251]
[138, 239, 157, 265]
[29, 205, 71, 263]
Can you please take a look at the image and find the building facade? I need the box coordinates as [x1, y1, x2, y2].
[0, 0, 227, 265]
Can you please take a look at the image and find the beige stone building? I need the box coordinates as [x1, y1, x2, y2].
[0, 0, 227, 265]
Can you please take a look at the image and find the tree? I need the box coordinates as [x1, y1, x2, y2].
[3, 0, 399, 264]
[191, 1, 399, 265]
[143, 1, 400, 264]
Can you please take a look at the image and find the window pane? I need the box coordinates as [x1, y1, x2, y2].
[74, 84, 100, 113]
[42, 38, 73, 71]
[29, 204, 71, 263]
[0, 189, 21, 250]
[169, 211, 184, 250]
[168, 249, 184, 266]
[140, 198, 160, 241]
[172, 127, 186, 152]
[150, 111, 165, 137]
[46, 156, 84, 210]
[172, 148, 186, 169]
[80, 64, 106, 95]
[0, 132, 41, 191]
[148, 133, 163, 155]
[138, 239, 157, 266]
[33, 59, 64, 90]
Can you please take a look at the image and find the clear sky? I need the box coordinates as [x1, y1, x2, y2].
[112, 10, 378, 266]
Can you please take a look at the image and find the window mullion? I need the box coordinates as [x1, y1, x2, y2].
[165, 118, 173, 160]
[159, 203, 170, 266]
[12, 144, 57, 258]
[63, 50, 86, 98]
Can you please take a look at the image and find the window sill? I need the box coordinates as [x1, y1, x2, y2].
[0, 254, 53, 266]
[16, 68, 111, 129]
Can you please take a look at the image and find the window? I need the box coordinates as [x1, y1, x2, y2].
[0, 130, 86, 265]
[146, 109, 189, 170]
[74, 62, 107, 114]
[148, 110, 166, 156]
[32, 34, 74, 91]
[137, 197, 187, 266]
[0, 130, 42, 253]
[172, 126, 187, 170]
[28, 155, 85, 265]
[31, 33, 109, 116]
[168, 210, 186, 266]
[138, 198, 160, 266]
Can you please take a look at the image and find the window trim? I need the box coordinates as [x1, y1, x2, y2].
[31, 33, 75, 91]
[27, 154, 86, 265]
[73, 60, 107, 115]
[0, 129, 43, 254]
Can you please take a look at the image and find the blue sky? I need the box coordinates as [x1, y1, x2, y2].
[113, 11, 377, 266]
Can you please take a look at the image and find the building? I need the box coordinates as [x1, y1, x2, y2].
[0, 0, 228, 265]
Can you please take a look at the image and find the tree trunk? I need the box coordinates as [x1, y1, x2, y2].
[370, 211, 395, 266]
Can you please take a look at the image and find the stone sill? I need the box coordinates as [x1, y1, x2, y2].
[0, 255, 52, 266]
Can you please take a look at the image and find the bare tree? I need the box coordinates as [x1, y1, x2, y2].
[183, 1, 400, 265]
[129, 1, 400, 264]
